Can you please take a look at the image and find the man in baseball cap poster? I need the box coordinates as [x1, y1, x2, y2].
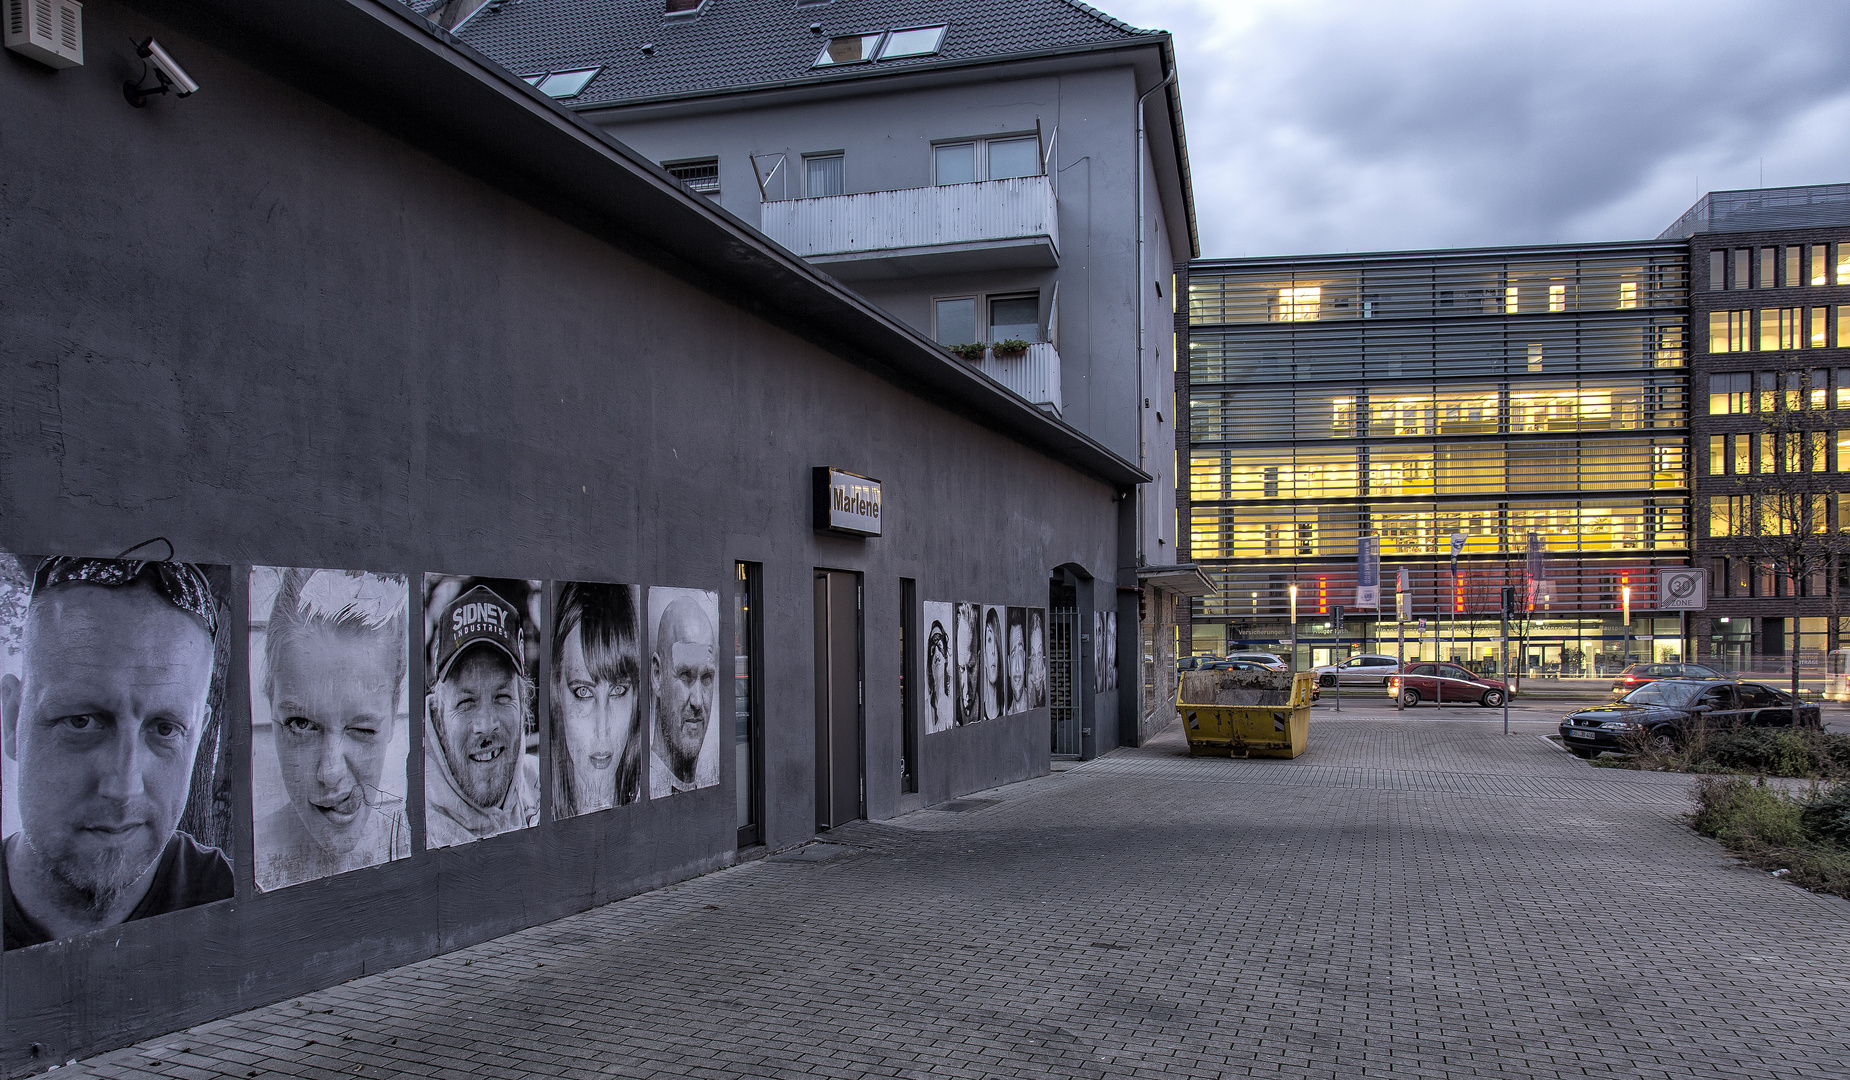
[422, 578, 539, 847]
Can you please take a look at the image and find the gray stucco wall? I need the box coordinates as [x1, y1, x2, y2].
[586, 65, 1149, 472]
[0, 2, 1119, 1068]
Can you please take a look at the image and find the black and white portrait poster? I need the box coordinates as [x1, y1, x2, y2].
[1, 552, 234, 950]
[1004, 607, 1027, 715]
[1025, 608, 1048, 710]
[921, 601, 956, 735]
[1104, 611, 1119, 692]
[953, 602, 981, 726]
[647, 586, 720, 798]
[1093, 611, 1107, 693]
[980, 605, 1006, 722]
[249, 567, 410, 892]
[552, 581, 645, 818]
[422, 575, 540, 848]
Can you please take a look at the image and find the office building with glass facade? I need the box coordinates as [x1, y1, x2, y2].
[1179, 241, 1694, 676]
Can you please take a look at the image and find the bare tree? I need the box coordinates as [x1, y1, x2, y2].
[1733, 371, 1850, 725]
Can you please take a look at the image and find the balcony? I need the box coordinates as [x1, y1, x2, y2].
[760, 175, 1059, 282]
[966, 342, 1063, 417]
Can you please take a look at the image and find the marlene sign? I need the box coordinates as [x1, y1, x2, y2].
[813, 467, 883, 537]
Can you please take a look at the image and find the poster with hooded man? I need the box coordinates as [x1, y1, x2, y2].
[423, 576, 540, 847]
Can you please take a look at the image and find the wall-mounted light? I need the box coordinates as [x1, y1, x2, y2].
[123, 38, 199, 108]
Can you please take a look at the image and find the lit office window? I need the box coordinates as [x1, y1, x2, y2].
[1274, 286, 1321, 322]
[1811, 245, 1832, 286]
[1618, 281, 1637, 309]
[1709, 310, 1750, 352]
[1548, 284, 1566, 312]
[1810, 369, 1828, 410]
[1709, 435, 1726, 475]
[1761, 307, 1800, 351]
[1813, 308, 1831, 348]
[1708, 372, 1750, 415]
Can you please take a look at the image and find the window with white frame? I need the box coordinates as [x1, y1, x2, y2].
[933, 135, 1041, 185]
[933, 292, 1041, 346]
[805, 153, 844, 197]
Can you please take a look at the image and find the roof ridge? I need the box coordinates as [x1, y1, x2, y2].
[1055, 0, 1155, 36]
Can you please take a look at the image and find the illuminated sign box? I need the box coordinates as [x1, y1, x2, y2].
[813, 467, 882, 537]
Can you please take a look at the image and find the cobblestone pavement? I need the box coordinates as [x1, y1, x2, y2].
[71, 716, 1850, 1080]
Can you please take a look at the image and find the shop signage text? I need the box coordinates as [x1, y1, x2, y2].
[813, 467, 883, 537]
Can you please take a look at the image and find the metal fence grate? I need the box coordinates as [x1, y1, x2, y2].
[1049, 605, 1081, 756]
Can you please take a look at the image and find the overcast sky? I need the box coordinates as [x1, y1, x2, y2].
[1102, 0, 1850, 259]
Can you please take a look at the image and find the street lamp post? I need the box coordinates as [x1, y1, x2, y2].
[1622, 584, 1633, 671]
[1288, 583, 1299, 672]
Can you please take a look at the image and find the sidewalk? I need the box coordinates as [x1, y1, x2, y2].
[69, 717, 1850, 1080]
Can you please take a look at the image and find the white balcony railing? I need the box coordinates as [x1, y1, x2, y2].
[971, 342, 1063, 417]
[760, 175, 1059, 274]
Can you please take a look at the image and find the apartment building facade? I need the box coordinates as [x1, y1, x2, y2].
[438, 0, 1203, 743]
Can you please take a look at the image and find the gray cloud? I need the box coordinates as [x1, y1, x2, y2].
[1107, 0, 1850, 256]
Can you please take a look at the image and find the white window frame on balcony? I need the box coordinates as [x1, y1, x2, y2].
[933, 134, 1042, 186]
[804, 152, 845, 198]
[932, 290, 1043, 346]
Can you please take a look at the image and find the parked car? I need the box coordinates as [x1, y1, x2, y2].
[1561, 678, 1822, 757]
[1177, 654, 1221, 673]
[1608, 661, 1725, 698]
[1385, 662, 1508, 707]
[1314, 653, 1402, 688]
[1225, 651, 1289, 671]
[1202, 659, 1272, 672]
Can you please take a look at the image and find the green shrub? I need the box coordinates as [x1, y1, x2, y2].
[1691, 776, 1807, 848]
[1683, 729, 1850, 779]
[1801, 784, 1850, 846]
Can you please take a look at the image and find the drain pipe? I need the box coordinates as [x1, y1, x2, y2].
[1134, 65, 1177, 562]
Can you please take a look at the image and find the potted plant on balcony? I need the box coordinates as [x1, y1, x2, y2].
[946, 342, 987, 362]
[992, 338, 1030, 359]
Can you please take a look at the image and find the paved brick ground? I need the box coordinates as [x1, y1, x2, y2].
[69, 716, 1850, 1079]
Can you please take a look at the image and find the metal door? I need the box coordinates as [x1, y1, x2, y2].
[813, 570, 863, 829]
[1049, 605, 1082, 757]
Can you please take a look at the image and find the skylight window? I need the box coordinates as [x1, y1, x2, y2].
[877, 25, 946, 59]
[814, 32, 883, 66]
[534, 68, 600, 99]
[665, 0, 704, 14]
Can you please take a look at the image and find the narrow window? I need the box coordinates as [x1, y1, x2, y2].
[1708, 435, 1726, 475]
[733, 561, 763, 848]
[934, 142, 976, 185]
[1813, 308, 1831, 349]
[934, 297, 977, 346]
[1709, 249, 1725, 291]
[1734, 433, 1751, 474]
[1759, 247, 1777, 288]
[805, 153, 844, 197]
[665, 157, 720, 196]
[1785, 246, 1801, 288]
[1708, 373, 1729, 415]
[1547, 283, 1566, 312]
[1811, 244, 1831, 286]
[1758, 371, 1777, 412]
[1733, 248, 1750, 289]
[1840, 245, 1850, 285]
[1759, 433, 1774, 473]
[1811, 431, 1829, 473]
[1839, 305, 1849, 349]
[1812, 369, 1828, 410]
[1840, 431, 1850, 473]
[899, 578, 918, 794]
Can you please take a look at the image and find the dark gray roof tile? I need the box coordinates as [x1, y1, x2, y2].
[430, 0, 1155, 108]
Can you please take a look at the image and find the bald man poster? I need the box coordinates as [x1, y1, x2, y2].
[646, 587, 720, 798]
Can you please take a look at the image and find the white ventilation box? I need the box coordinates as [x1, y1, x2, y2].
[5, 0, 83, 69]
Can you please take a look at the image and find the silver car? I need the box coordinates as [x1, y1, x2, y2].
[1314, 654, 1402, 688]
[1225, 651, 1288, 671]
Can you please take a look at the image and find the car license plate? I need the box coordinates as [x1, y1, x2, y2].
[1566, 728, 1596, 739]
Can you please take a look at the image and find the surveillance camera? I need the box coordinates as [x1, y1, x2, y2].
[139, 39, 199, 96]
[123, 38, 198, 106]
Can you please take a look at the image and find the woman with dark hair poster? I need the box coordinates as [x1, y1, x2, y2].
[1005, 607, 1027, 714]
[551, 581, 645, 818]
[981, 605, 1005, 722]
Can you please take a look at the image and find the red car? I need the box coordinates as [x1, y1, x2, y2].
[1386, 662, 1508, 708]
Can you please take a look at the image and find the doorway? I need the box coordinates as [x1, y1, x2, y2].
[813, 569, 864, 830]
[1049, 576, 1081, 758]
